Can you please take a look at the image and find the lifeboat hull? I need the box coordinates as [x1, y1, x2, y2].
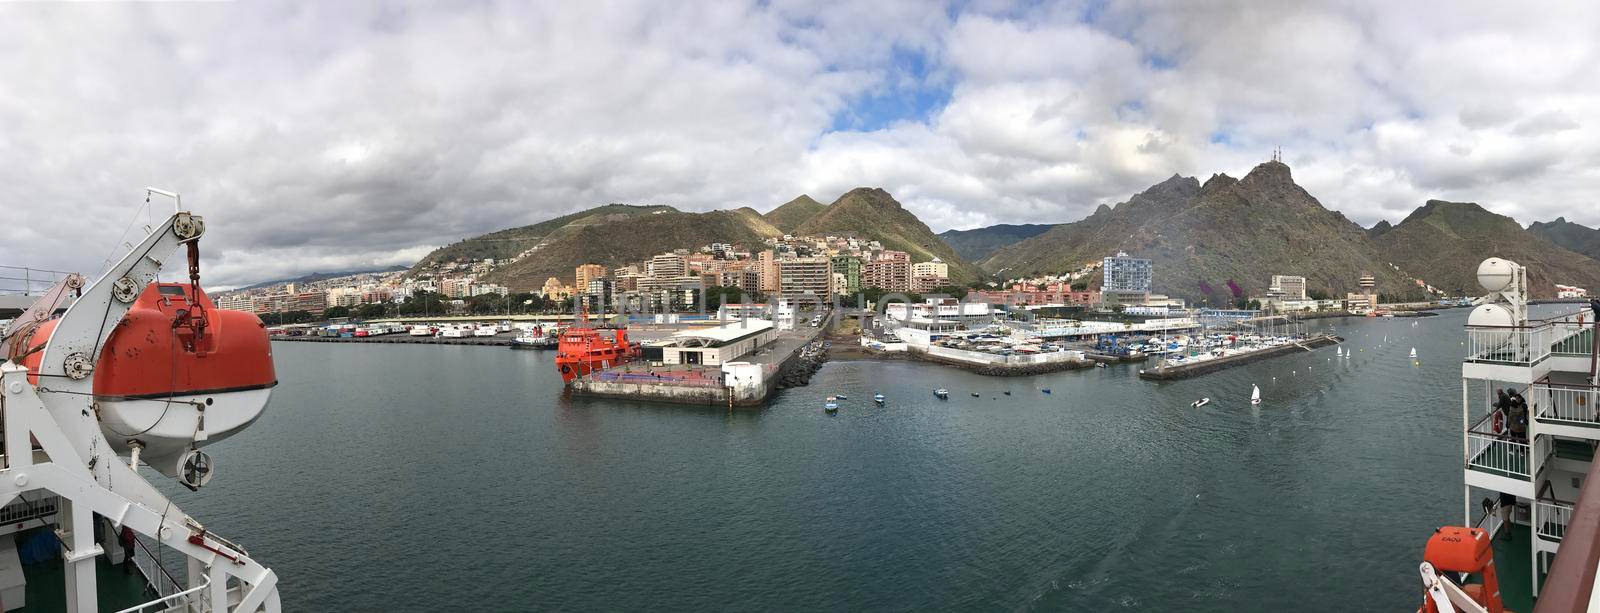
[21, 282, 275, 473]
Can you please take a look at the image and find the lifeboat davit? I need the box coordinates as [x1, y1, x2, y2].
[21, 282, 275, 472]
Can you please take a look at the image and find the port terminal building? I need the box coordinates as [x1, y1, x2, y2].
[642, 319, 778, 366]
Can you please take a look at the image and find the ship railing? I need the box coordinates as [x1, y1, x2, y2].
[1466, 414, 1531, 479]
[128, 532, 185, 604]
[0, 494, 57, 524]
[1530, 381, 1600, 426]
[1549, 317, 1594, 357]
[1464, 323, 1552, 366]
[1536, 498, 1575, 542]
[113, 572, 209, 613]
[0, 265, 72, 296]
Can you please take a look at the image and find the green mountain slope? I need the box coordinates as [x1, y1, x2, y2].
[1377, 202, 1600, 297]
[763, 195, 827, 233]
[1528, 217, 1600, 264]
[474, 208, 786, 290]
[938, 224, 1056, 262]
[794, 188, 984, 285]
[408, 204, 675, 275]
[981, 161, 1410, 304]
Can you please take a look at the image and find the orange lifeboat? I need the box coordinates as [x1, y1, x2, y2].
[20, 282, 275, 468]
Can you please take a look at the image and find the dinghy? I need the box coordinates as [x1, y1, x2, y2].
[1192, 398, 1211, 408]
[1251, 384, 1262, 406]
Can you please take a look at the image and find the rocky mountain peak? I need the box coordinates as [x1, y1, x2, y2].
[1239, 160, 1293, 188]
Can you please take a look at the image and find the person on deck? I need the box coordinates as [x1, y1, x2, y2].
[119, 526, 136, 573]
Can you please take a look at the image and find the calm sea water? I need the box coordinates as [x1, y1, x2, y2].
[157, 309, 1539, 611]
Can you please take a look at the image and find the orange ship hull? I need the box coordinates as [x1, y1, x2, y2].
[555, 325, 638, 383]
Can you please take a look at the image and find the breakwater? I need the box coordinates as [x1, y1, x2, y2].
[271, 335, 514, 346]
[1137, 335, 1342, 381]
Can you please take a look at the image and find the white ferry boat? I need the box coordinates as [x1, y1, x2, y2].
[0, 192, 280, 611]
[1417, 257, 1600, 612]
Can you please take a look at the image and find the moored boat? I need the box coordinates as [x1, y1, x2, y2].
[555, 310, 639, 383]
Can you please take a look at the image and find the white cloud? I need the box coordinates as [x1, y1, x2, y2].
[3, 0, 1600, 287]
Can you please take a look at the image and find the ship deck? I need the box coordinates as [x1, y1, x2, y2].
[17, 556, 154, 612]
[1494, 521, 1540, 613]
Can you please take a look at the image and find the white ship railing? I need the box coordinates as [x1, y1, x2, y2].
[1464, 324, 1552, 366]
[1466, 430, 1531, 479]
[0, 494, 57, 524]
[1536, 499, 1575, 542]
[129, 533, 185, 603]
[1531, 382, 1600, 426]
[113, 573, 210, 613]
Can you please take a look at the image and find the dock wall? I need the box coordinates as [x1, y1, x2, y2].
[1138, 335, 1341, 381]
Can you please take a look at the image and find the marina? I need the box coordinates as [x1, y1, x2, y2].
[206, 307, 1488, 610]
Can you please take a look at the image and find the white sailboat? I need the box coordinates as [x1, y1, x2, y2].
[1409, 347, 1417, 359]
[1251, 384, 1262, 405]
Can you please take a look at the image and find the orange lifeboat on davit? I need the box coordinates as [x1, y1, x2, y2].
[21, 282, 276, 471]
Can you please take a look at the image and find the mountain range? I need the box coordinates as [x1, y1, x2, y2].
[408, 161, 1600, 300]
[411, 188, 982, 290]
[938, 224, 1056, 262]
[981, 161, 1419, 303]
[1374, 203, 1600, 296]
[1529, 217, 1600, 264]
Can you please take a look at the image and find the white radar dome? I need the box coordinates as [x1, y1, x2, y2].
[1477, 258, 1519, 293]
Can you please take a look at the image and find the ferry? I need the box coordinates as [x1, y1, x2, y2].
[1416, 257, 1600, 612]
[555, 309, 639, 383]
[0, 195, 281, 611]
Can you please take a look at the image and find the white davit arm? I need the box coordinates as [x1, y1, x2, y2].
[1419, 561, 1489, 613]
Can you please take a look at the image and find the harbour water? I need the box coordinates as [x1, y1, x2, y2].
[161, 309, 1518, 610]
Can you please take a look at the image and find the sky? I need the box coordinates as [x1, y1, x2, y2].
[3, 0, 1599, 287]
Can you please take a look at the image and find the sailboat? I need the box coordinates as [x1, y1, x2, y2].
[1251, 384, 1262, 405]
[1409, 347, 1417, 359]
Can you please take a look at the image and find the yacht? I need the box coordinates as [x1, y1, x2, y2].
[1419, 257, 1600, 611]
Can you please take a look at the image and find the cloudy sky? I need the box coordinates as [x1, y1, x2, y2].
[3, 1, 1598, 287]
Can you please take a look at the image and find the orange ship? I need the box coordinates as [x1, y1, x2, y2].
[554, 310, 638, 383]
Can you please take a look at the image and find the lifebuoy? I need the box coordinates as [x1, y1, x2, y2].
[1492, 411, 1505, 435]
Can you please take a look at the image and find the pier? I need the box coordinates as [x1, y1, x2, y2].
[1137, 334, 1341, 381]
[271, 334, 518, 346]
[567, 316, 832, 408]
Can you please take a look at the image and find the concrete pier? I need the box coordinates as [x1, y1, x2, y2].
[568, 321, 829, 408]
[1137, 335, 1342, 381]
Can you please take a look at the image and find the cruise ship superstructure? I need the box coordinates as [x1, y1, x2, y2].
[1426, 257, 1600, 612]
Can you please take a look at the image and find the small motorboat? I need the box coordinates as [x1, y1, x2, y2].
[970, 392, 980, 398]
[835, 394, 848, 400]
[1041, 388, 1051, 394]
[873, 393, 885, 405]
[1192, 398, 1211, 408]
[825, 402, 839, 413]
[1096, 362, 1107, 368]
[934, 389, 949, 399]
[1002, 391, 1011, 396]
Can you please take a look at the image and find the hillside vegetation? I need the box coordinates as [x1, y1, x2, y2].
[795, 188, 984, 285]
[1376, 202, 1600, 296]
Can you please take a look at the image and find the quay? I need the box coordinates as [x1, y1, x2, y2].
[1137, 334, 1342, 381]
[271, 334, 517, 347]
[567, 314, 832, 408]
